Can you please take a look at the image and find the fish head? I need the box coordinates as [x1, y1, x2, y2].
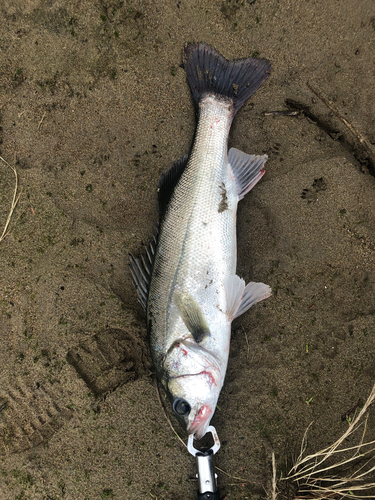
[163, 339, 223, 439]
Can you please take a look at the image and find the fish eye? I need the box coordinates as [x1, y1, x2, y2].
[173, 399, 191, 416]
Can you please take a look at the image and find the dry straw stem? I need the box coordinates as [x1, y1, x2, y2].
[155, 382, 186, 449]
[0, 156, 21, 242]
[271, 450, 278, 500]
[285, 383, 375, 499]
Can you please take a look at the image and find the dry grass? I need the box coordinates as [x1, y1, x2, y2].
[0, 156, 21, 242]
[271, 451, 278, 500]
[282, 383, 375, 499]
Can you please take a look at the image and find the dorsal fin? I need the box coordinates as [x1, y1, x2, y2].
[158, 155, 189, 217]
[130, 156, 188, 310]
[128, 235, 157, 311]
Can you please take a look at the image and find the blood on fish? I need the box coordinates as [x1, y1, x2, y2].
[173, 370, 217, 387]
[189, 404, 213, 434]
[197, 370, 217, 386]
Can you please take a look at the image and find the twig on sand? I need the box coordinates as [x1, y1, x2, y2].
[37, 111, 46, 131]
[0, 156, 21, 242]
[306, 81, 375, 168]
[263, 110, 301, 117]
[242, 326, 250, 359]
[155, 382, 186, 449]
[284, 383, 375, 499]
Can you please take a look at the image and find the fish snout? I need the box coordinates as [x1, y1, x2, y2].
[187, 404, 213, 439]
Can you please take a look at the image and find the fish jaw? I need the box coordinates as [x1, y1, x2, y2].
[169, 370, 220, 439]
[187, 403, 213, 439]
[164, 339, 224, 437]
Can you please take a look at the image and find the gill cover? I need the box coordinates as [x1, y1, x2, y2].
[164, 338, 223, 438]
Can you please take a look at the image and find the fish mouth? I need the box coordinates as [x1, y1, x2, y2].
[187, 404, 213, 439]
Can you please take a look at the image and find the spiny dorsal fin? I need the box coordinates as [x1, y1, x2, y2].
[130, 155, 188, 310]
[228, 148, 267, 200]
[158, 155, 189, 217]
[174, 290, 210, 343]
[128, 235, 157, 311]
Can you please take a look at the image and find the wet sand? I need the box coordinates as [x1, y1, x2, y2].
[0, 1, 375, 498]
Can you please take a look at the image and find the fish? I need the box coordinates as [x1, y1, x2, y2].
[129, 42, 272, 439]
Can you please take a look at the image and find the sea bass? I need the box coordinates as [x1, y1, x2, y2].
[130, 43, 271, 439]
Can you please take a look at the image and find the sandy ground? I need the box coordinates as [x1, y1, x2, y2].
[1, 0, 375, 499]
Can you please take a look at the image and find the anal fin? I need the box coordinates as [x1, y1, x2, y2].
[224, 275, 271, 321]
[228, 147, 268, 200]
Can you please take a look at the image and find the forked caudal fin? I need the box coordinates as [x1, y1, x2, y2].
[183, 42, 271, 114]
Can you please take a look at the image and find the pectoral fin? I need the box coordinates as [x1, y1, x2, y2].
[224, 275, 271, 321]
[174, 291, 210, 343]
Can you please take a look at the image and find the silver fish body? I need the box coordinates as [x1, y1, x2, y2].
[130, 43, 272, 439]
[149, 96, 235, 436]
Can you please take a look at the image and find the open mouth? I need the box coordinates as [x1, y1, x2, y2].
[188, 404, 213, 439]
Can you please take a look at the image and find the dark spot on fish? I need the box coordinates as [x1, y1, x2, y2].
[218, 182, 228, 213]
[218, 199, 228, 212]
[205, 278, 213, 290]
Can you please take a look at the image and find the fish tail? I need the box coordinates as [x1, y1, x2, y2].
[183, 42, 271, 115]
